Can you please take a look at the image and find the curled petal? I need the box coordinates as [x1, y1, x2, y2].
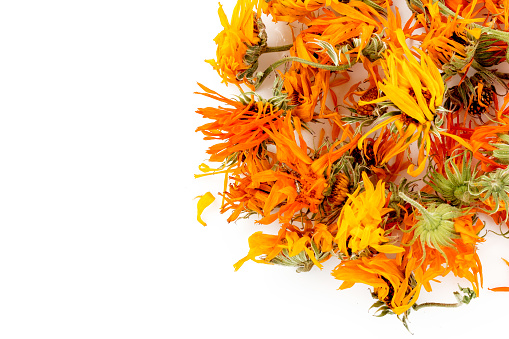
[196, 192, 216, 226]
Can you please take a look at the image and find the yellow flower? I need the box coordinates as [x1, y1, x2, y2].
[335, 172, 403, 257]
[373, 30, 444, 123]
[357, 29, 458, 176]
[206, 0, 264, 87]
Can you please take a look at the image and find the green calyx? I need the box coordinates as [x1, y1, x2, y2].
[471, 168, 509, 219]
[269, 241, 331, 273]
[399, 193, 462, 255]
[413, 203, 462, 245]
[237, 16, 294, 85]
[425, 152, 479, 206]
[490, 134, 509, 165]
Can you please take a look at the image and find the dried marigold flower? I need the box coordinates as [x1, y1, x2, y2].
[335, 172, 403, 257]
[206, 0, 267, 87]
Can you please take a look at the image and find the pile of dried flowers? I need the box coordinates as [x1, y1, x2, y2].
[194, 0, 509, 329]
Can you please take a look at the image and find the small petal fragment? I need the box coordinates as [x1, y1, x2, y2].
[196, 192, 215, 226]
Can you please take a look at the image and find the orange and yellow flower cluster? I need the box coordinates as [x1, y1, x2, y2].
[195, 0, 509, 329]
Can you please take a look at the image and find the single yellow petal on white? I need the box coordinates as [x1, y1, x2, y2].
[196, 192, 215, 226]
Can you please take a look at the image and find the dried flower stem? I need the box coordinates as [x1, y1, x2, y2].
[264, 44, 293, 53]
[255, 56, 355, 89]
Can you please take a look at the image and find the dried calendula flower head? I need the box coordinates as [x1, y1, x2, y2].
[474, 37, 508, 68]
[206, 0, 268, 87]
[399, 192, 464, 261]
[335, 172, 403, 258]
[269, 224, 335, 272]
[425, 151, 479, 207]
[293, 2, 386, 64]
[357, 29, 449, 177]
[472, 167, 509, 219]
[413, 1, 482, 75]
[332, 254, 421, 316]
[274, 65, 329, 122]
[235, 224, 336, 273]
[195, 83, 285, 163]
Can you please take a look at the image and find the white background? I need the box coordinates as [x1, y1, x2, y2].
[0, 0, 508, 338]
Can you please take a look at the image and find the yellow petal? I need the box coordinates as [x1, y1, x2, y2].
[217, 3, 230, 29]
[440, 132, 474, 151]
[357, 115, 400, 149]
[468, 27, 482, 39]
[407, 154, 428, 177]
[196, 192, 215, 226]
[372, 244, 405, 253]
